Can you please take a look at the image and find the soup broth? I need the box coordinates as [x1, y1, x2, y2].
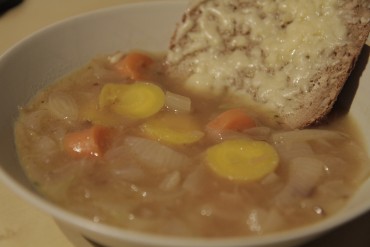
[14, 51, 370, 237]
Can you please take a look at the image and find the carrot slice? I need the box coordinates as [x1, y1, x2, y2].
[205, 139, 279, 182]
[63, 125, 109, 158]
[99, 82, 165, 119]
[114, 52, 153, 80]
[206, 108, 256, 134]
[140, 112, 204, 145]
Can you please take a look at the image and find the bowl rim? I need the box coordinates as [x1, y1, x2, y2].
[1, 1, 370, 246]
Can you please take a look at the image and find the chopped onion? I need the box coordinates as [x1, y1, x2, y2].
[124, 136, 191, 173]
[108, 51, 124, 64]
[104, 145, 132, 162]
[260, 172, 281, 186]
[21, 109, 49, 130]
[159, 171, 181, 191]
[104, 145, 146, 181]
[275, 157, 324, 206]
[112, 164, 146, 182]
[34, 135, 58, 158]
[165, 91, 191, 113]
[243, 126, 272, 141]
[182, 167, 204, 194]
[317, 154, 347, 177]
[274, 141, 314, 162]
[215, 130, 252, 142]
[246, 209, 285, 234]
[317, 180, 352, 198]
[272, 129, 347, 144]
[261, 209, 285, 233]
[341, 141, 370, 183]
[288, 157, 325, 195]
[90, 59, 124, 81]
[47, 92, 78, 121]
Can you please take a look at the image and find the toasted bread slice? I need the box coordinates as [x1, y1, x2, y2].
[165, 0, 370, 129]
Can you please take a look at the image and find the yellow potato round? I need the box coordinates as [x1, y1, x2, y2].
[140, 112, 204, 145]
[99, 82, 165, 119]
[205, 139, 279, 181]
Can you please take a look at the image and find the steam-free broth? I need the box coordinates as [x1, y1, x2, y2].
[14, 51, 370, 237]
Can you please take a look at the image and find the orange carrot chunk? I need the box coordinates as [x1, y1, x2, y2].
[63, 125, 109, 158]
[206, 108, 256, 134]
[114, 52, 153, 80]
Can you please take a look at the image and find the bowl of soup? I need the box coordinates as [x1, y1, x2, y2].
[1, 1, 370, 247]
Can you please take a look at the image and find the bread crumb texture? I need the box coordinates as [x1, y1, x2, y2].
[166, 0, 370, 129]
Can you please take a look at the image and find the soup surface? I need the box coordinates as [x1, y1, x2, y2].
[15, 51, 370, 237]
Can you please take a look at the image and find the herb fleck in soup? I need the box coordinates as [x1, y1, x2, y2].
[14, 51, 370, 237]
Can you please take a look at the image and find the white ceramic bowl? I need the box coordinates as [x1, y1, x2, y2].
[1, 1, 370, 247]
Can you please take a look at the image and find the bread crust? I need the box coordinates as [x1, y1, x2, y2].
[288, 1, 370, 128]
[165, 0, 370, 129]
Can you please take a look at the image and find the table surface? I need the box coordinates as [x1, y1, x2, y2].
[1, 1, 370, 247]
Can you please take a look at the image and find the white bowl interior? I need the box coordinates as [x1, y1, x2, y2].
[0, 1, 370, 247]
